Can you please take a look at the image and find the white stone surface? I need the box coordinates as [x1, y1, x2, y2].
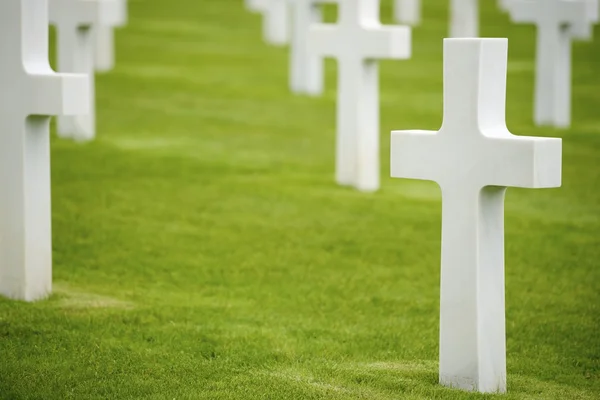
[94, 0, 127, 72]
[568, 0, 600, 37]
[498, 0, 510, 11]
[253, 0, 290, 45]
[308, 0, 411, 192]
[390, 38, 562, 393]
[506, 0, 595, 128]
[394, 0, 421, 25]
[245, 0, 262, 12]
[49, 0, 120, 141]
[449, 0, 479, 37]
[290, 0, 329, 95]
[0, 0, 89, 301]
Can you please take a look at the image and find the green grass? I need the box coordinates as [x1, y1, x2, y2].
[1, 0, 599, 398]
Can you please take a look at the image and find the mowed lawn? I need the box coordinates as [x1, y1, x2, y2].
[1, 0, 599, 398]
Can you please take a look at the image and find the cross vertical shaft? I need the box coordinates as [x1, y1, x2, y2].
[0, 117, 53, 301]
[290, 0, 324, 95]
[0, 0, 88, 301]
[439, 186, 507, 392]
[438, 39, 509, 392]
[336, 57, 380, 189]
[535, 24, 572, 127]
[56, 23, 96, 139]
[95, 26, 115, 72]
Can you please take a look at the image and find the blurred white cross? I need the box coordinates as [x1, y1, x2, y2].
[506, 0, 597, 127]
[49, 0, 121, 141]
[391, 38, 562, 393]
[0, 0, 88, 301]
[309, 0, 411, 192]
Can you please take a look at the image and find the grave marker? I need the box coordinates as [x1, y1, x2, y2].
[390, 38, 562, 393]
[94, 0, 128, 72]
[0, 0, 89, 301]
[394, 0, 421, 25]
[506, 0, 595, 127]
[308, 0, 411, 192]
[49, 0, 120, 141]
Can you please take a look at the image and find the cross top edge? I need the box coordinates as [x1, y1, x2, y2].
[443, 37, 508, 44]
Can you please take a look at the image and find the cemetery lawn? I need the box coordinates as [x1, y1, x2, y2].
[2, 0, 600, 398]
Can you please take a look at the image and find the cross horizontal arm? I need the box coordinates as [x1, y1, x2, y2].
[301, 0, 336, 4]
[27, 73, 89, 117]
[569, 0, 600, 38]
[507, 1, 538, 22]
[558, 0, 588, 24]
[97, 0, 122, 25]
[390, 130, 443, 183]
[49, 0, 121, 26]
[308, 24, 411, 60]
[509, 0, 589, 25]
[480, 134, 562, 189]
[359, 26, 411, 59]
[307, 24, 341, 57]
[391, 130, 562, 190]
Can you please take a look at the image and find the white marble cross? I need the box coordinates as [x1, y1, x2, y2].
[252, 0, 290, 46]
[94, 0, 127, 72]
[290, 0, 329, 95]
[506, 0, 596, 127]
[308, 0, 411, 192]
[391, 38, 562, 393]
[0, 0, 89, 301]
[49, 0, 120, 141]
[449, 0, 479, 37]
[394, 0, 421, 25]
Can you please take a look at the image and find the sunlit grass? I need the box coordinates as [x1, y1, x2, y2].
[0, 0, 598, 398]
